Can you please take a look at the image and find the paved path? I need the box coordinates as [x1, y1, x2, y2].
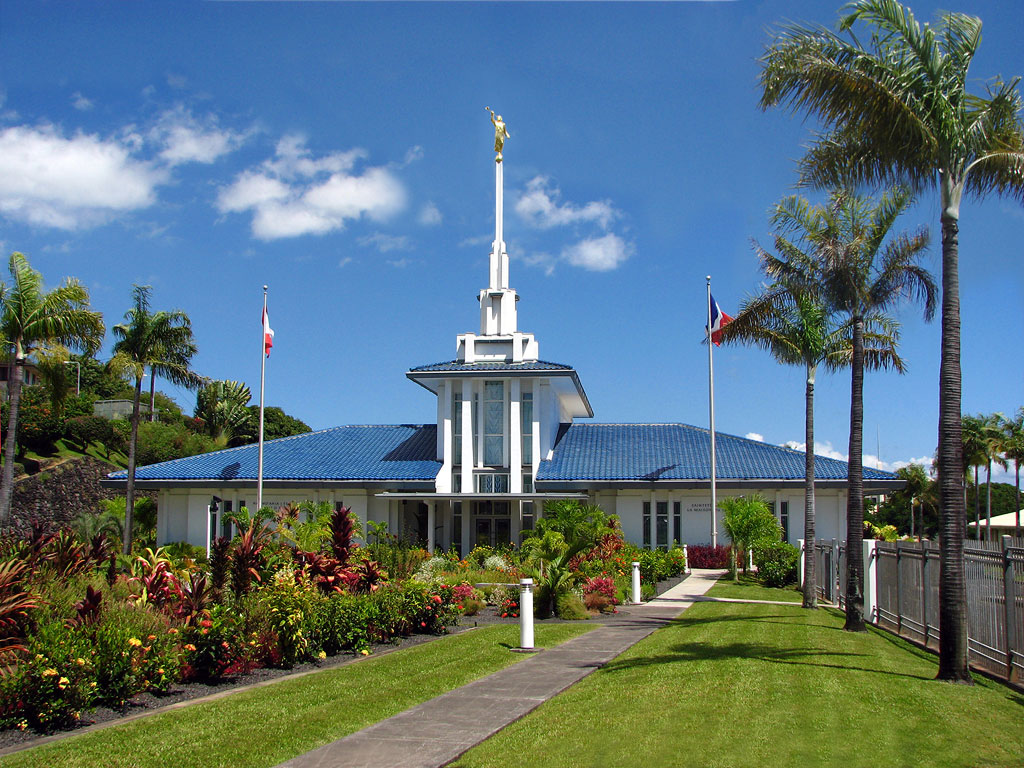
[277, 568, 725, 768]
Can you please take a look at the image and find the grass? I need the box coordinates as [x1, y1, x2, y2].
[705, 572, 803, 603]
[453, 594, 1024, 768]
[2, 623, 592, 768]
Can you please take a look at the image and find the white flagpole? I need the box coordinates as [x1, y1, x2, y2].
[257, 285, 267, 514]
[706, 276, 718, 547]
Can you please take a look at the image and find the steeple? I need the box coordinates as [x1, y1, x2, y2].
[456, 111, 538, 364]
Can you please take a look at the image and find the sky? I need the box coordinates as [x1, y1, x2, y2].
[0, 0, 1021, 481]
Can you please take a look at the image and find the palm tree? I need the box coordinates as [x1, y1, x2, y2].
[720, 225, 903, 609]
[981, 413, 1008, 541]
[110, 285, 202, 555]
[194, 380, 255, 447]
[761, 187, 936, 633]
[1003, 408, 1024, 536]
[0, 253, 104, 527]
[760, 0, 1024, 682]
[896, 463, 930, 541]
[960, 414, 988, 540]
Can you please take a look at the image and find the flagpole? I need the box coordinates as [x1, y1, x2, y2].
[706, 276, 718, 548]
[257, 285, 267, 514]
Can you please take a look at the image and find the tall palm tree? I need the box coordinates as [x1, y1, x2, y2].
[1003, 408, 1024, 536]
[0, 253, 104, 527]
[960, 414, 988, 540]
[110, 285, 202, 555]
[720, 228, 903, 609]
[760, 0, 1024, 681]
[194, 379, 255, 447]
[896, 463, 930, 540]
[981, 413, 1008, 541]
[762, 187, 936, 633]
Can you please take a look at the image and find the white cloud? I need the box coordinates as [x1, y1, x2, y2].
[358, 233, 411, 253]
[218, 136, 406, 240]
[387, 257, 412, 268]
[562, 233, 632, 272]
[150, 105, 246, 166]
[745, 432, 764, 442]
[338, 256, 354, 268]
[166, 73, 187, 90]
[0, 124, 164, 229]
[515, 176, 617, 230]
[418, 202, 442, 226]
[459, 233, 491, 248]
[71, 92, 93, 111]
[402, 145, 423, 166]
[783, 440, 939, 475]
[784, 440, 848, 462]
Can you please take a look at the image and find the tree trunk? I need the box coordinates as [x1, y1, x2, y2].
[985, 461, 992, 542]
[936, 210, 972, 682]
[844, 315, 866, 632]
[123, 375, 143, 555]
[0, 349, 25, 529]
[803, 361, 817, 609]
[149, 368, 156, 422]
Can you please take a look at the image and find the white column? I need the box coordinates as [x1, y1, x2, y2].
[519, 579, 534, 650]
[798, 539, 806, 588]
[510, 379, 522, 493]
[632, 561, 642, 604]
[864, 539, 878, 623]
[462, 505, 472, 556]
[475, 380, 484, 469]
[439, 381, 452, 493]
[427, 502, 436, 554]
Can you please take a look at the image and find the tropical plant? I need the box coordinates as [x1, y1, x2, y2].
[961, 414, 989, 539]
[0, 253, 104, 527]
[0, 559, 38, 671]
[760, 0, 1024, 681]
[980, 413, 1008, 541]
[1003, 408, 1024, 535]
[896, 463, 931, 540]
[33, 344, 74, 417]
[720, 495, 780, 580]
[759, 187, 935, 631]
[194, 379, 255, 447]
[110, 285, 203, 554]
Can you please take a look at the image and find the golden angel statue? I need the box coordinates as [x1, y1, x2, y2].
[486, 107, 510, 161]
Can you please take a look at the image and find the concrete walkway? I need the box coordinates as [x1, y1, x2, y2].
[276, 568, 725, 768]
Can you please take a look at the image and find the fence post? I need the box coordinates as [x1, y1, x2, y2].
[896, 541, 903, 637]
[832, 538, 840, 606]
[519, 579, 534, 651]
[921, 539, 930, 647]
[683, 544, 691, 575]
[798, 539, 805, 589]
[864, 539, 877, 624]
[632, 561, 642, 605]
[1003, 536, 1018, 682]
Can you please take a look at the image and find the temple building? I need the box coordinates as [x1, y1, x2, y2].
[105, 124, 902, 553]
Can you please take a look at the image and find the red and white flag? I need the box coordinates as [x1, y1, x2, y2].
[708, 293, 733, 347]
[262, 306, 275, 357]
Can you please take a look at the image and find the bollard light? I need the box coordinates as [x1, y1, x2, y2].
[683, 544, 691, 574]
[632, 561, 642, 605]
[519, 578, 534, 650]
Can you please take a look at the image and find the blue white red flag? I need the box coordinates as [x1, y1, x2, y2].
[708, 293, 732, 347]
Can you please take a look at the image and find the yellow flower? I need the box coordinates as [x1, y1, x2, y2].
[128, 637, 143, 647]
[90, 682, 97, 688]
[156, 668, 164, 675]
[75, 658, 86, 666]
[317, 650, 327, 660]
[42, 668, 58, 677]
[184, 643, 197, 652]
[360, 649, 369, 656]
[58, 677, 69, 690]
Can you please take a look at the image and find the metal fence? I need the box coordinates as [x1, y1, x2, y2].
[810, 536, 1023, 683]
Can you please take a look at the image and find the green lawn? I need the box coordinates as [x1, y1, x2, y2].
[453, 600, 1024, 768]
[2, 623, 592, 768]
[705, 573, 803, 602]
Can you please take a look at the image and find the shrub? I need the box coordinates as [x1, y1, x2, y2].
[555, 592, 589, 620]
[260, 569, 324, 668]
[686, 544, 732, 569]
[482, 554, 511, 572]
[583, 591, 613, 613]
[583, 576, 617, 605]
[495, 587, 519, 618]
[65, 416, 111, 450]
[753, 540, 800, 588]
[181, 604, 243, 681]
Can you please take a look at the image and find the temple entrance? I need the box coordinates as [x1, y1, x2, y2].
[472, 500, 511, 547]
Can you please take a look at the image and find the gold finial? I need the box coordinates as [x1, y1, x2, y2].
[486, 107, 510, 163]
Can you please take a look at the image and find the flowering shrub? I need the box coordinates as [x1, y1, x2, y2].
[261, 569, 324, 667]
[496, 588, 519, 618]
[686, 544, 732, 569]
[181, 604, 243, 681]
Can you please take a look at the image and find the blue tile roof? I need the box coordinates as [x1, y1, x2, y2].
[536, 423, 899, 483]
[107, 425, 440, 482]
[409, 360, 575, 373]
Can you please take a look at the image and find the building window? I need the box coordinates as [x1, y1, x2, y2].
[453, 501, 462, 556]
[221, 500, 234, 539]
[779, 500, 790, 543]
[522, 501, 535, 533]
[656, 501, 669, 550]
[673, 501, 681, 545]
[453, 392, 463, 465]
[476, 473, 509, 493]
[484, 381, 504, 466]
[522, 473, 533, 493]
[642, 501, 651, 549]
[521, 391, 533, 466]
[453, 473, 462, 493]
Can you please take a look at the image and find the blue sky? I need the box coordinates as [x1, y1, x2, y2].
[1, 1, 1021, 480]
